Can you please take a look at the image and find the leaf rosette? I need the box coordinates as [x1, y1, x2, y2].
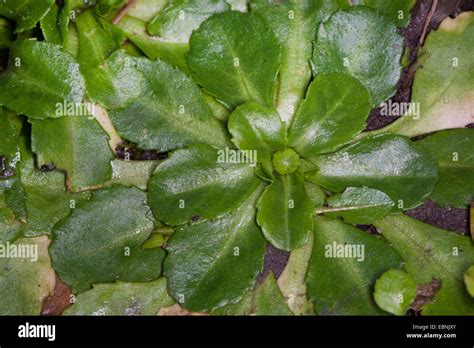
[0, 0, 473, 316]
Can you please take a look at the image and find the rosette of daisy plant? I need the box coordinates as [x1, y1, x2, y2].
[1, 0, 474, 317]
[145, 6, 441, 312]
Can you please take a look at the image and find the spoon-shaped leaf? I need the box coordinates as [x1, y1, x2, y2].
[252, 0, 340, 122]
[311, 134, 438, 210]
[415, 129, 474, 208]
[373, 269, 417, 315]
[0, 0, 54, 32]
[50, 185, 165, 293]
[31, 116, 114, 192]
[288, 73, 371, 157]
[312, 7, 403, 106]
[148, 144, 262, 226]
[187, 11, 281, 109]
[257, 173, 314, 251]
[164, 187, 266, 312]
[86, 50, 231, 152]
[147, 0, 230, 42]
[0, 40, 85, 120]
[306, 217, 403, 315]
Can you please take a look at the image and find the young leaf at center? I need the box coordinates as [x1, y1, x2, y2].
[228, 102, 287, 162]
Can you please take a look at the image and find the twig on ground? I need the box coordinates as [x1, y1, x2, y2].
[419, 0, 438, 46]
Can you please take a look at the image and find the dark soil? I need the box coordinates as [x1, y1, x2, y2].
[41, 276, 72, 315]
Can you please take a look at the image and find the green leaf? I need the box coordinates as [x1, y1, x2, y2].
[147, 0, 230, 42]
[0, 236, 55, 315]
[163, 187, 266, 311]
[31, 116, 114, 192]
[252, 0, 339, 122]
[363, 0, 415, 27]
[0, 0, 54, 32]
[374, 215, 474, 315]
[277, 233, 315, 315]
[18, 145, 91, 237]
[312, 7, 403, 106]
[82, 50, 144, 110]
[0, 109, 20, 168]
[0, 40, 85, 120]
[148, 144, 262, 226]
[41, 3, 62, 45]
[415, 129, 474, 208]
[63, 278, 174, 315]
[379, 13, 474, 137]
[212, 272, 292, 315]
[142, 233, 165, 249]
[63, 18, 79, 57]
[288, 73, 371, 157]
[312, 134, 438, 210]
[320, 187, 394, 224]
[257, 174, 314, 251]
[0, 193, 22, 243]
[306, 217, 403, 315]
[374, 269, 417, 316]
[187, 11, 281, 109]
[50, 185, 165, 293]
[75, 10, 118, 70]
[58, 0, 91, 46]
[96, 0, 126, 17]
[202, 91, 231, 122]
[228, 102, 287, 162]
[0, 176, 26, 224]
[272, 148, 300, 175]
[106, 159, 159, 191]
[465, 265, 474, 297]
[86, 50, 231, 152]
[116, 15, 190, 73]
[337, 0, 415, 27]
[0, 113, 26, 223]
[304, 180, 326, 208]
